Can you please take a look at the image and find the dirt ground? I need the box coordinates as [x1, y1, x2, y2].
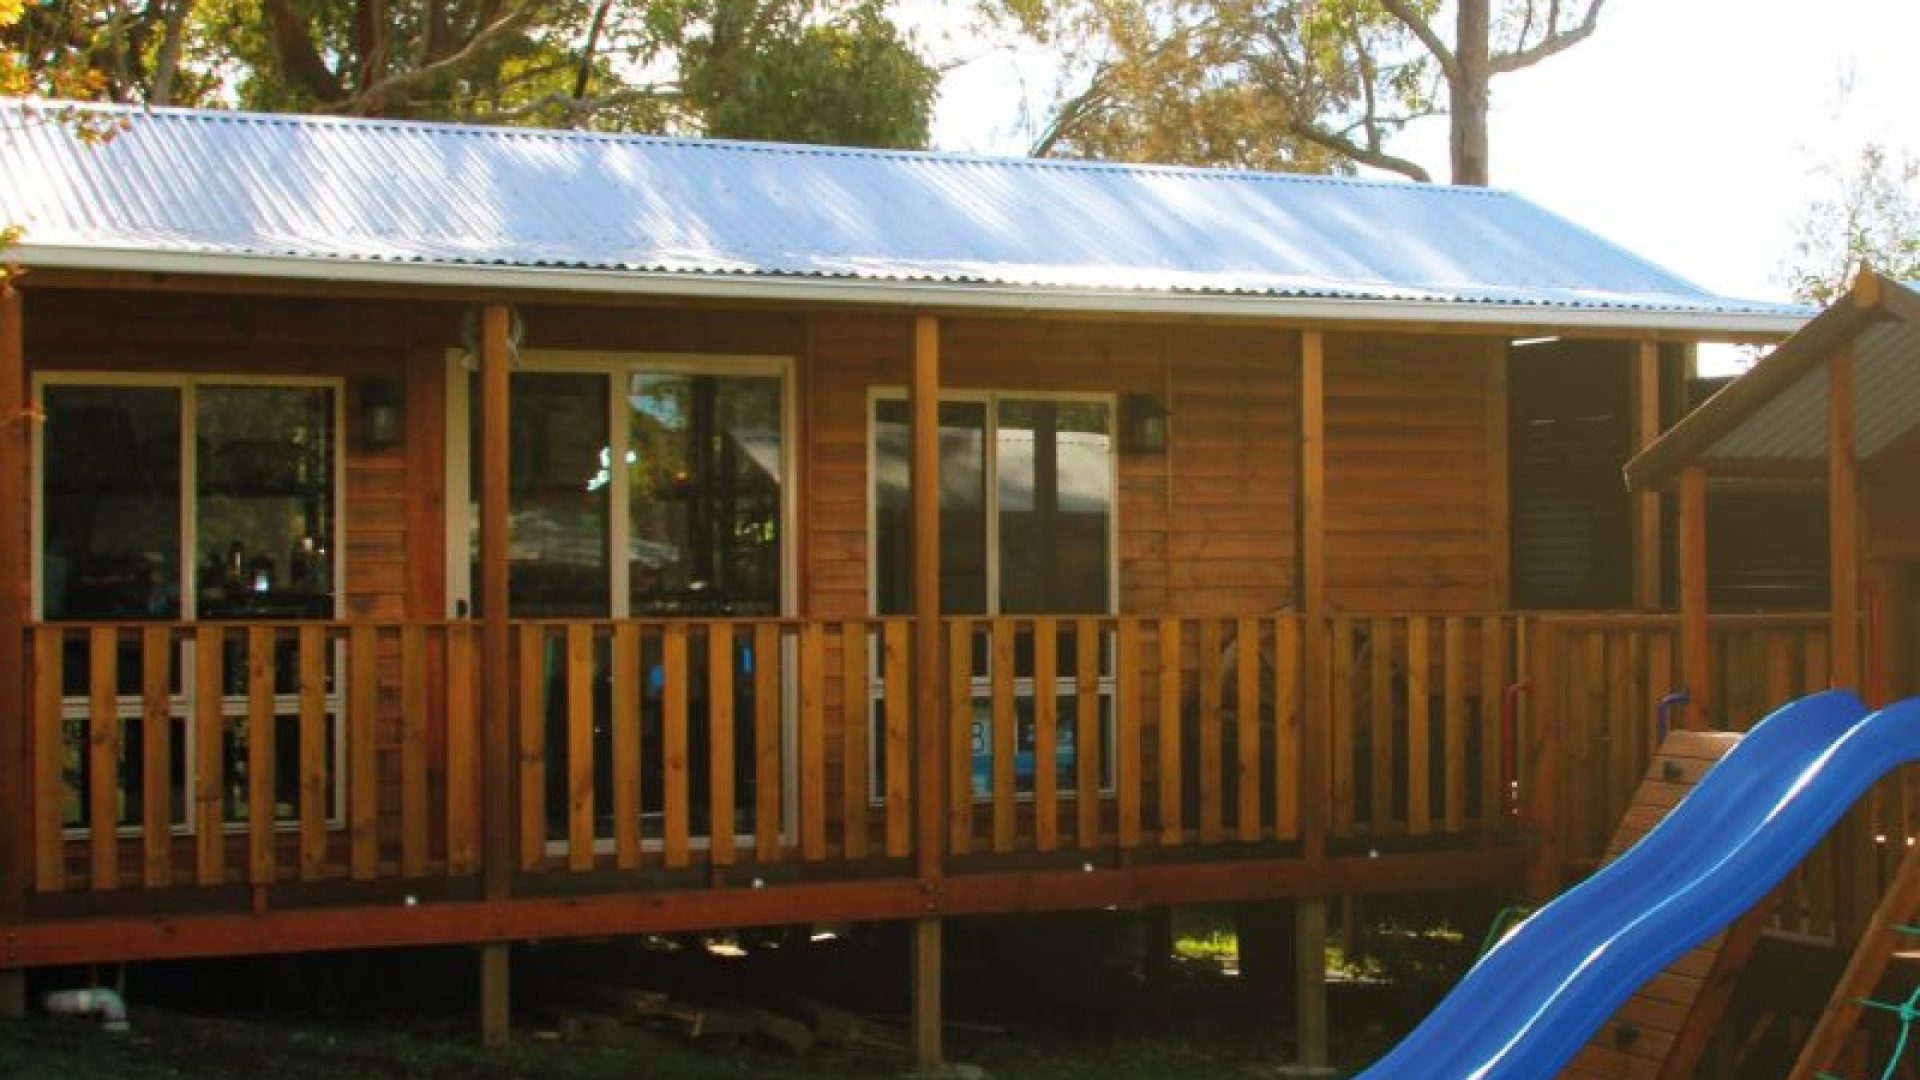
[0, 907, 1477, 1080]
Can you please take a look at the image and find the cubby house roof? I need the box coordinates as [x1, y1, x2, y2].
[0, 99, 1806, 333]
[1626, 271, 1920, 490]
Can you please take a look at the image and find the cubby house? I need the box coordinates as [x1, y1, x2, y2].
[0, 100, 1814, 1063]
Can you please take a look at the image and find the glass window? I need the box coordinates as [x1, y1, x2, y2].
[195, 385, 337, 619]
[469, 373, 612, 617]
[874, 399, 988, 616]
[997, 400, 1113, 615]
[870, 393, 1115, 802]
[41, 385, 182, 620]
[628, 372, 783, 616]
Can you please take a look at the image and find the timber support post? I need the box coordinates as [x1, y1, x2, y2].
[1830, 347, 1860, 690]
[1631, 340, 1665, 610]
[1678, 466, 1710, 729]
[1524, 618, 1562, 901]
[910, 313, 945, 1071]
[478, 303, 515, 1047]
[1287, 329, 1331, 1073]
[0, 281, 26, 1018]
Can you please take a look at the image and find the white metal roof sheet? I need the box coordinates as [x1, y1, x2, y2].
[0, 99, 1808, 325]
[1706, 318, 1920, 462]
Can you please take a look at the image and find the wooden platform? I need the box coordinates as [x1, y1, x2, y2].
[1560, 730, 1747, 1080]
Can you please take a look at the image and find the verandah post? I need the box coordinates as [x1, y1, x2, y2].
[1678, 466, 1711, 729]
[0, 279, 27, 1018]
[1631, 340, 1665, 610]
[478, 303, 515, 1045]
[910, 313, 945, 1070]
[1829, 347, 1861, 691]
[1289, 328, 1331, 1074]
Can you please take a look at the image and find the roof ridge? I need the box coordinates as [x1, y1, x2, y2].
[0, 96, 1516, 198]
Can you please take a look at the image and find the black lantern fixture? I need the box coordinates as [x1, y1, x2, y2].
[361, 378, 402, 449]
[1124, 392, 1169, 453]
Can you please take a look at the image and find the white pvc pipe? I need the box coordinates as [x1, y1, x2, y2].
[43, 988, 130, 1032]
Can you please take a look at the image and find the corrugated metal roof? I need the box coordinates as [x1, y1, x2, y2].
[0, 99, 1807, 325]
[1706, 318, 1920, 462]
[1625, 274, 1920, 491]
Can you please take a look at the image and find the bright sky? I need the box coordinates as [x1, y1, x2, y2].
[916, 0, 1920, 309]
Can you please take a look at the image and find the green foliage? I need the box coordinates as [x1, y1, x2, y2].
[1786, 144, 1920, 306]
[998, 0, 1607, 183]
[5, 0, 936, 148]
[673, 0, 936, 147]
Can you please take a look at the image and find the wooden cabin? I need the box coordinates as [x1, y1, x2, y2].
[0, 101, 1818, 1065]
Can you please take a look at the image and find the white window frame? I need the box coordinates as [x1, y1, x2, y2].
[31, 372, 350, 838]
[444, 349, 799, 854]
[864, 388, 1121, 803]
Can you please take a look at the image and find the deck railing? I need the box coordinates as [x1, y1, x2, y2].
[24, 608, 1871, 912]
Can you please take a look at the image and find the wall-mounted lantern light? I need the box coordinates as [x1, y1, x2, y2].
[361, 378, 402, 450]
[1124, 393, 1169, 453]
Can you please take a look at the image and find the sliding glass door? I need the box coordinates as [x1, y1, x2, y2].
[452, 353, 791, 852]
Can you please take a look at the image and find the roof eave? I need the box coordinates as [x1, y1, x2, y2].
[1623, 270, 1910, 492]
[12, 244, 1811, 336]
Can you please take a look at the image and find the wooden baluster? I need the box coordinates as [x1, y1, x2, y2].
[1235, 616, 1260, 843]
[1033, 618, 1058, 853]
[612, 622, 642, 870]
[245, 626, 275, 887]
[991, 619, 1016, 854]
[297, 625, 327, 882]
[842, 621, 870, 860]
[1368, 617, 1392, 833]
[141, 627, 172, 888]
[1198, 619, 1223, 844]
[445, 624, 479, 876]
[753, 623, 781, 862]
[664, 622, 691, 868]
[348, 625, 378, 881]
[797, 622, 825, 861]
[1443, 617, 1467, 834]
[566, 624, 596, 872]
[884, 620, 912, 858]
[1478, 617, 1505, 837]
[88, 628, 121, 892]
[1158, 618, 1183, 846]
[33, 627, 65, 892]
[194, 625, 224, 886]
[1330, 617, 1355, 837]
[1116, 618, 1141, 851]
[1406, 617, 1430, 838]
[1274, 617, 1301, 842]
[708, 622, 736, 868]
[399, 625, 429, 877]
[947, 619, 974, 855]
[518, 624, 547, 871]
[1076, 618, 1101, 848]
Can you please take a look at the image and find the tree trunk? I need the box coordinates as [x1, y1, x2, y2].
[1450, 0, 1491, 186]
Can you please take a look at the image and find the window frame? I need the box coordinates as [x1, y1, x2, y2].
[864, 388, 1122, 803]
[444, 349, 797, 621]
[443, 348, 800, 856]
[31, 371, 349, 840]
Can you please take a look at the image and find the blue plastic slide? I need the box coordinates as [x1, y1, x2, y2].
[1353, 689, 1920, 1079]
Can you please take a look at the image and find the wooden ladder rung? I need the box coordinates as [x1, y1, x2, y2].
[1787, 841, 1920, 1080]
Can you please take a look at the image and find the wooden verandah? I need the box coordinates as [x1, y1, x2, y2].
[0, 283, 1849, 1067]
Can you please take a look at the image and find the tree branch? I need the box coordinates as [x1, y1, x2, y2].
[572, 0, 615, 104]
[148, 0, 193, 104]
[264, 0, 348, 103]
[1291, 121, 1432, 182]
[1380, 0, 1457, 81]
[1028, 71, 1112, 158]
[329, 2, 537, 114]
[1491, 0, 1606, 74]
